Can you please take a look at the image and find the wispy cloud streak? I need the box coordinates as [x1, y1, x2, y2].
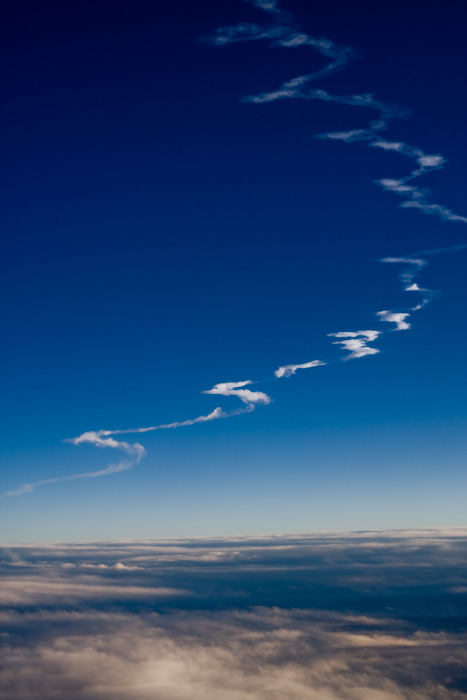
[204, 0, 356, 90]
[68, 432, 146, 457]
[0, 459, 137, 499]
[207, 1, 466, 226]
[380, 257, 427, 287]
[275, 360, 325, 378]
[380, 255, 436, 312]
[99, 407, 224, 436]
[0, 408, 225, 499]
[203, 380, 272, 406]
[1, 389, 269, 498]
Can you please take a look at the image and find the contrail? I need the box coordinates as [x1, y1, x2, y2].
[4, 0, 465, 498]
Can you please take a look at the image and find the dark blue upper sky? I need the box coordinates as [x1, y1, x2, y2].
[1, 0, 466, 542]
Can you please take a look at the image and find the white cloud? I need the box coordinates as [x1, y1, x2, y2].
[275, 360, 325, 378]
[0, 482, 46, 499]
[0, 576, 185, 606]
[205, 22, 285, 47]
[380, 256, 428, 288]
[370, 142, 446, 176]
[246, 86, 299, 103]
[371, 140, 404, 152]
[3, 608, 463, 700]
[277, 32, 310, 47]
[321, 128, 366, 141]
[75, 562, 141, 571]
[381, 257, 425, 266]
[331, 330, 379, 342]
[328, 331, 380, 359]
[417, 154, 445, 168]
[377, 180, 467, 224]
[376, 311, 411, 331]
[400, 198, 467, 223]
[0, 458, 136, 500]
[2, 405, 230, 499]
[111, 407, 224, 435]
[203, 381, 271, 405]
[379, 178, 416, 194]
[68, 431, 145, 458]
[206, 4, 355, 95]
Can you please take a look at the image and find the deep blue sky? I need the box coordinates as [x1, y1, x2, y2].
[1, 0, 466, 542]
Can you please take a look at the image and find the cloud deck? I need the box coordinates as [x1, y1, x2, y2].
[1, 529, 467, 699]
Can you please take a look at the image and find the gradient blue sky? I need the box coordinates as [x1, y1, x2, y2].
[1, 0, 466, 543]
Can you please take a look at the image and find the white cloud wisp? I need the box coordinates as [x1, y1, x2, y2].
[1, 388, 270, 498]
[203, 380, 272, 406]
[275, 360, 325, 378]
[207, 1, 467, 226]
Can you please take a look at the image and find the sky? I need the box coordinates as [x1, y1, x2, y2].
[1, 0, 466, 543]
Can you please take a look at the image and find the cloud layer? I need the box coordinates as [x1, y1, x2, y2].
[1, 530, 466, 699]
